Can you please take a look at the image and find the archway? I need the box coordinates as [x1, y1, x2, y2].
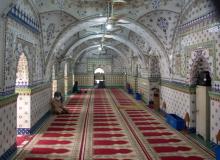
[16, 53, 29, 87]
[94, 68, 105, 88]
[15, 52, 30, 135]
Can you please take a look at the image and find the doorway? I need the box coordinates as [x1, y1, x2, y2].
[94, 68, 105, 88]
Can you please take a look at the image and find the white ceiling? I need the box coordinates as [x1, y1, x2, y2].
[2, 0, 214, 74]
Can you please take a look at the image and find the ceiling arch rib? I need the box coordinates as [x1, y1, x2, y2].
[137, 10, 179, 50]
[47, 17, 107, 63]
[112, 18, 177, 74]
[65, 34, 146, 67]
[74, 48, 125, 71]
[45, 16, 166, 75]
[118, 19, 165, 54]
[72, 45, 129, 66]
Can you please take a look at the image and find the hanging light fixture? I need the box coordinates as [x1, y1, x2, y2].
[106, 23, 112, 30]
[98, 45, 102, 51]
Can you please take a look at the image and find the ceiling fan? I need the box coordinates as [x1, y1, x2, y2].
[86, 0, 128, 51]
[98, 0, 128, 47]
[86, 23, 122, 50]
[105, 0, 129, 26]
[87, 0, 129, 34]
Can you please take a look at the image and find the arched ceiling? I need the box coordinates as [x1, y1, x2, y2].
[0, 0, 194, 77]
[33, 0, 184, 20]
[66, 34, 144, 62]
[36, 0, 191, 77]
[73, 45, 129, 66]
[45, 16, 167, 73]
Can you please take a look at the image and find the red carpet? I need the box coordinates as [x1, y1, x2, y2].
[94, 148, 132, 155]
[31, 148, 69, 154]
[138, 126, 166, 130]
[42, 133, 74, 137]
[154, 146, 191, 152]
[94, 128, 122, 131]
[110, 88, 214, 160]
[94, 140, 128, 145]
[143, 132, 173, 136]
[94, 133, 125, 138]
[147, 138, 181, 143]
[135, 121, 160, 125]
[14, 89, 215, 160]
[50, 122, 76, 126]
[37, 140, 72, 145]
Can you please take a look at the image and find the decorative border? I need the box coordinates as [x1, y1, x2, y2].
[15, 83, 51, 95]
[0, 94, 18, 108]
[209, 91, 220, 101]
[0, 88, 15, 96]
[178, 11, 216, 36]
[7, 6, 40, 33]
[161, 80, 196, 94]
[127, 75, 160, 82]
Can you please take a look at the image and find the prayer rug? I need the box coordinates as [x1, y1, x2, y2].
[109, 88, 215, 160]
[13, 89, 215, 160]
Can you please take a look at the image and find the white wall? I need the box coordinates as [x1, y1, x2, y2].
[210, 98, 220, 143]
[31, 87, 51, 127]
[0, 100, 17, 156]
[161, 86, 196, 128]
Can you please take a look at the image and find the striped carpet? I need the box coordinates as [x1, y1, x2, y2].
[13, 89, 215, 160]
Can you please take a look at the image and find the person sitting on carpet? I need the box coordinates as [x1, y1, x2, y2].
[51, 91, 69, 114]
[72, 81, 81, 93]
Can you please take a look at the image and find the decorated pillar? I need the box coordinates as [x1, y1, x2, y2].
[51, 65, 57, 98]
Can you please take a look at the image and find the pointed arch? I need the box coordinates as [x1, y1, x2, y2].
[188, 49, 211, 85]
[94, 68, 105, 74]
[16, 52, 30, 87]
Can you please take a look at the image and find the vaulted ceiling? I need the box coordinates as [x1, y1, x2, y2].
[2, 0, 214, 75]
[31, 0, 193, 70]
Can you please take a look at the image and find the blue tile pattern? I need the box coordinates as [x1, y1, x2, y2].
[7, 6, 40, 33]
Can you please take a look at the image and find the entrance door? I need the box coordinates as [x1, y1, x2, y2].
[196, 85, 210, 141]
[94, 68, 105, 88]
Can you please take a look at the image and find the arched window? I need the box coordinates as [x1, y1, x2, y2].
[94, 68, 104, 74]
[16, 52, 29, 87]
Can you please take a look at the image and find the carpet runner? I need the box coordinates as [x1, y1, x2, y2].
[109, 89, 215, 160]
[13, 89, 215, 160]
[14, 92, 91, 159]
